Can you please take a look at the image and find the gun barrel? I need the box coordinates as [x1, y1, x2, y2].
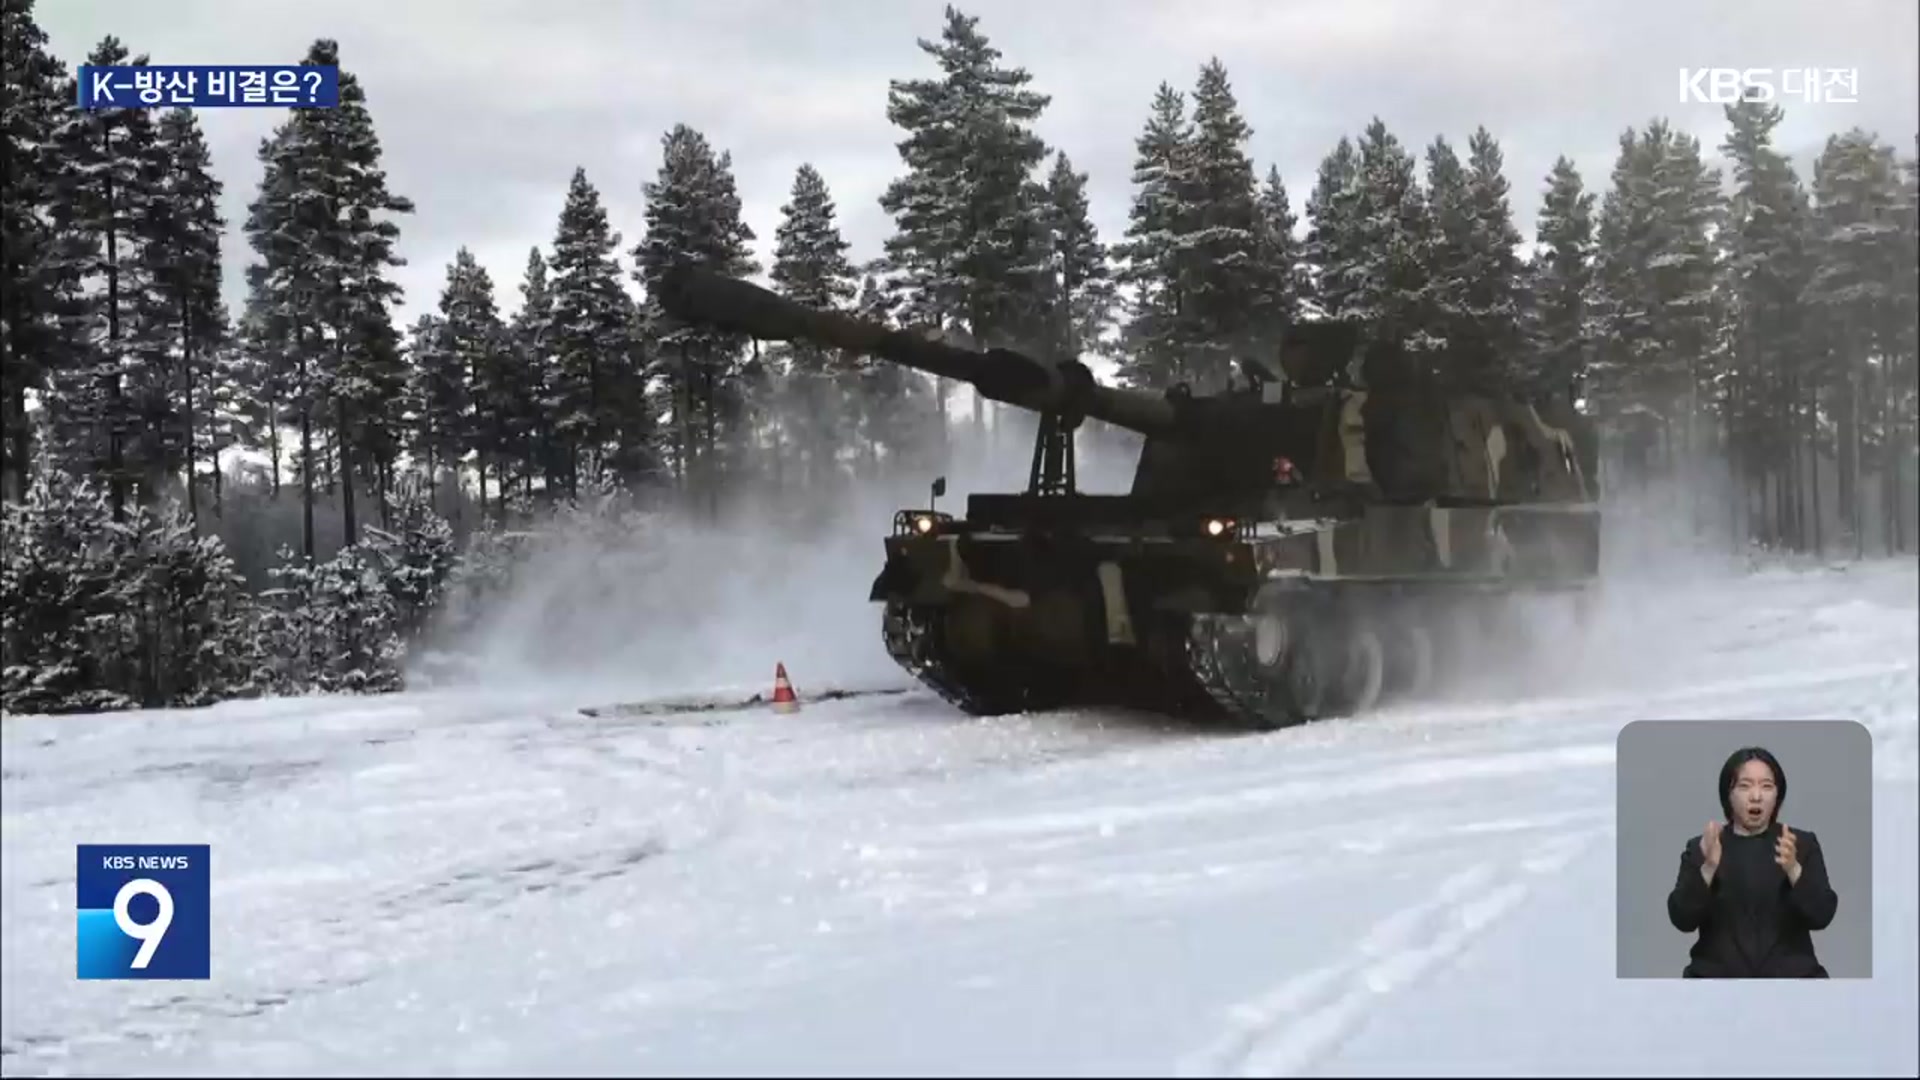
[657, 264, 1178, 435]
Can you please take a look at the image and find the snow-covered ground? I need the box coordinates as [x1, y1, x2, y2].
[3, 557, 1915, 1076]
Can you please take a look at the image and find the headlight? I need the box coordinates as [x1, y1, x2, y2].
[1205, 518, 1233, 537]
[915, 515, 935, 534]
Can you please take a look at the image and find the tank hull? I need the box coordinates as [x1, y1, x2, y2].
[871, 499, 1600, 729]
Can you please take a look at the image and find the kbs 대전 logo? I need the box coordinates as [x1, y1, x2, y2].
[76, 845, 210, 980]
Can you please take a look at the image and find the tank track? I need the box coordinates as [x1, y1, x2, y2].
[880, 600, 1058, 716]
[881, 585, 1518, 730]
[1182, 612, 1313, 730]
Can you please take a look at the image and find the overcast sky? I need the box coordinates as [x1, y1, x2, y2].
[38, 0, 1920, 328]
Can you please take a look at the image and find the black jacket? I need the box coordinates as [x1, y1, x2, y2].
[1666, 822, 1838, 978]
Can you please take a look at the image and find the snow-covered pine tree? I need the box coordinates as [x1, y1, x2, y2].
[362, 480, 455, 640]
[1, 0, 88, 505]
[848, 263, 937, 483]
[1807, 129, 1906, 557]
[352, 301, 411, 528]
[1114, 83, 1196, 389]
[1719, 99, 1818, 551]
[1423, 136, 1476, 371]
[635, 124, 759, 508]
[439, 248, 517, 518]
[769, 162, 859, 496]
[244, 116, 331, 560]
[309, 543, 404, 693]
[225, 296, 288, 500]
[274, 39, 415, 551]
[254, 544, 320, 693]
[509, 247, 557, 501]
[543, 167, 633, 500]
[772, 164, 859, 320]
[404, 311, 464, 520]
[193, 335, 250, 520]
[1527, 156, 1597, 409]
[1181, 58, 1265, 392]
[47, 36, 170, 522]
[1346, 118, 1436, 371]
[1889, 140, 1919, 553]
[141, 107, 226, 529]
[1039, 152, 1117, 364]
[1589, 121, 1725, 481]
[125, 499, 262, 706]
[1460, 128, 1526, 388]
[879, 7, 1052, 430]
[1303, 136, 1363, 322]
[0, 472, 136, 713]
[1251, 165, 1306, 347]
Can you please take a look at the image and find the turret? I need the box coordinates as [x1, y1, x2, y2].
[653, 263, 1596, 508]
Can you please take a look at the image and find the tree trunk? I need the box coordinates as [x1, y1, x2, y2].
[104, 167, 126, 522]
[337, 395, 357, 548]
[301, 403, 315, 562]
[184, 303, 199, 533]
[4, 379, 28, 503]
[1848, 360, 1863, 559]
[1808, 387, 1824, 557]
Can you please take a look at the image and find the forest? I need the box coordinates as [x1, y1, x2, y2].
[2, 0, 1915, 715]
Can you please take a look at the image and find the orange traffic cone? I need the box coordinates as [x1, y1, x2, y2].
[771, 662, 799, 713]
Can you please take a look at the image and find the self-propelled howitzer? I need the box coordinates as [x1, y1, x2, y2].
[656, 263, 1603, 730]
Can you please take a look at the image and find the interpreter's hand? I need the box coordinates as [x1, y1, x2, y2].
[1776, 824, 1801, 884]
[1700, 820, 1722, 882]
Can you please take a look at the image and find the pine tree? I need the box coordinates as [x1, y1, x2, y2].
[404, 311, 464, 515]
[48, 36, 170, 520]
[771, 163, 859, 322]
[439, 247, 514, 517]
[1181, 58, 1265, 389]
[1040, 152, 1117, 362]
[769, 162, 859, 493]
[1303, 136, 1363, 321]
[1589, 120, 1725, 478]
[1114, 83, 1196, 388]
[1719, 99, 1817, 550]
[544, 167, 634, 498]
[1423, 136, 1476, 367]
[1460, 128, 1526, 387]
[1251, 165, 1305, 346]
[142, 108, 226, 529]
[1, 472, 133, 713]
[1527, 156, 1597, 407]
[848, 264, 936, 482]
[240, 41, 413, 560]
[1807, 129, 1906, 556]
[635, 124, 758, 504]
[1346, 118, 1436, 372]
[362, 481, 455, 639]
[228, 293, 291, 499]
[879, 5, 1052, 429]
[244, 119, 325, 559]
[301, 40, 412, 550]
[0, 0, 86, 504]
[1888, 141, 1919, 552]
[193, 336, 249, 519]
[509, 247, 556, 500]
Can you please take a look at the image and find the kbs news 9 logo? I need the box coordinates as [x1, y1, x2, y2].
[76, 845, 210, 980]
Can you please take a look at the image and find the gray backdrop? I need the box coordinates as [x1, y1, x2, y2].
[1615, 719, 1874, 979]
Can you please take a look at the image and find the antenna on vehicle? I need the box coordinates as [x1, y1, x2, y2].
[930, 475, 946, 514]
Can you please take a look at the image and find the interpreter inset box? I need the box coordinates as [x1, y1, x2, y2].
[1615, 719, 1872, 979]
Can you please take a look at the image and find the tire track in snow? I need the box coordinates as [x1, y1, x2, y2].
[1179, 826, 1603, 1079]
